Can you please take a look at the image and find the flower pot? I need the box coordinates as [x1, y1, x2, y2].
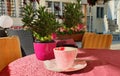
[34, 42, 56, 60]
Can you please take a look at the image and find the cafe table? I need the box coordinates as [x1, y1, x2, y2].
[0, 49, 120, 76]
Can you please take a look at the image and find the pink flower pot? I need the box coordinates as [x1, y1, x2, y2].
[34, 42, 56, 60]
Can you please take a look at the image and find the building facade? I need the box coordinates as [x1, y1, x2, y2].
[0, 0, 77, 26]
[0, 0, 120, 33]
[87, 0, 120, 33]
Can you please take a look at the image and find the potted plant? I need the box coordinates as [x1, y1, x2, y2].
[56, 0, 85, 41]
[22, 3, 59, 60]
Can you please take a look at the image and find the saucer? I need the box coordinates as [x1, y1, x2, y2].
[43, 58, 87, 72]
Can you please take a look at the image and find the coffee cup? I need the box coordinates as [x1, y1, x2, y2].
[53, 47, 78, 70]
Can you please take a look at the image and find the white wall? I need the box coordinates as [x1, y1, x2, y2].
[40, 0, 46, 6]
[12, 18, 23, 26]
[107, 0, 114, 20]
[87, 4, 108, 33]
[117, 1, 120, 31]
[86, 0, 120, 33]
[107, 0, 120, 32]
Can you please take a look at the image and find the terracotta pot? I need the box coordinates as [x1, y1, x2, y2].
[57, 34, 84, 42]
[34, 42, 56, 60]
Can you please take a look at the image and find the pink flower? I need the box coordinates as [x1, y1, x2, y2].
[56, 24, 85, 35]
[77, 24, 84, 30]
[59, 27, 65, 32]
[70, 27, 75, 31]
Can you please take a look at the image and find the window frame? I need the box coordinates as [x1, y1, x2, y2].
[96, 7, 104, 18]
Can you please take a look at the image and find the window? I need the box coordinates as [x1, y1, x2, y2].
[19, 0, 37, 17]
[54, 2, 60, 16]
[19, 0, 25, 17]
[7, 0, 16, 17]
[0, 0, 6, 15]
[87, 16, 93, 32]
[46, 1, 66, 17]
[0, 0, 16, 17]
[96, 7, 104, 18]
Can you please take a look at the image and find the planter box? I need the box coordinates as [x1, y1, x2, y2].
[57, 34, 84, 42]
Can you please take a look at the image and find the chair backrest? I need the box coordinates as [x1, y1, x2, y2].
[6, 29, 34, 56]
[0, 36, 22, 71]
[82, 34, 113, 49]
[81, 32, 95, 48]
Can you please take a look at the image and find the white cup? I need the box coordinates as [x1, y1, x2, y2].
[53, 47, 78, 70]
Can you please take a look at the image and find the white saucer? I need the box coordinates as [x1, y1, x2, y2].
[43, 58, 87, 72]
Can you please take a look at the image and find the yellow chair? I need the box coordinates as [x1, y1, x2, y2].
[81, 32, 95, 48]
[0, 36, 22, 71]
[82, 34, 113, 49]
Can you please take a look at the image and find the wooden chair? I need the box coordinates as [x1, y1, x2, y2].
[82, 34, 113, 49]
[0, 36, 22, 71]
[81, 32, 95, 48]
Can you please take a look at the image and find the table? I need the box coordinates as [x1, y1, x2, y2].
[1, 49, 120, 76]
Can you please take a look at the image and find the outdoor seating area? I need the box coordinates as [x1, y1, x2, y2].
[0, 29, 120, 76]
[0, 0, 120, 76]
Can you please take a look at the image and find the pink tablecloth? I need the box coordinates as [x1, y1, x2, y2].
[1, 49, 120, 76]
